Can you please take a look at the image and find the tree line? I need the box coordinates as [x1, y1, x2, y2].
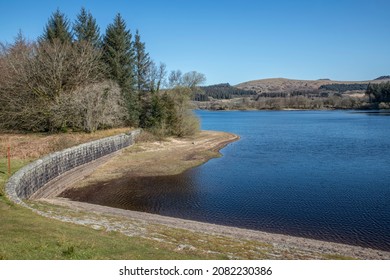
[319, 83, 368, 92]
[195, 95, 366, 111]
[366, 82, 390, 104]
[0, 8, 205, 136]
[193, 83, 257, 101]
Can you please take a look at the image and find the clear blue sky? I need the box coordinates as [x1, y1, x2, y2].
[1, 0, 389, 85]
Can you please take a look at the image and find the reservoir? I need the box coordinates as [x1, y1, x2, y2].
[61, 110, 390, 251]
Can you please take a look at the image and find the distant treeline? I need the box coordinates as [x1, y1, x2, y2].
[193, 83, 257, 101]
[366, 82, 390, 104]
[193, 81, 390, 111]
[319, 83, 368, 92]
[256, 90, 330, 98]
[194, 95, 367, 111]
[194, 83, 372, 102]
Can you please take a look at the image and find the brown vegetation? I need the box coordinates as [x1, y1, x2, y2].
[236, 77, 390, 94]
[0, 128, 130, 159]
[0, 37, 127, 132]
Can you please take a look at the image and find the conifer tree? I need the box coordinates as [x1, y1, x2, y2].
[134, 30, 151, 93]
[102, 13, 138, 125]
[73, 7, 101, 48]
[40, 9, 73, 44]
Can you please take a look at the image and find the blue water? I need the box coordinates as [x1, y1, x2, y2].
[64, 110, 390, 251]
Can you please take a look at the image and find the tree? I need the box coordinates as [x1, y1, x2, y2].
[40, 9, 73, 44]
[156, 62, 167, 92]
[168, 70, 206, 89]
[102, 13, 138, 125]
[366, 82, 390, 103]
[139, 61, 167, 130]
[147, 61, 167, 93]
[0, 31, 106, 132]
[73, 7, 101, 48]
[182, 71, 206, 89]
[168, 70, 182, 87]
[30, 40, 104, 100]
[62, 81, 127, 132]
[163, 86, 200, 136]
[134, 30, 151, 94]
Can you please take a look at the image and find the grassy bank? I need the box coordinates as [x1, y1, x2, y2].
[1, 196, 189, 259]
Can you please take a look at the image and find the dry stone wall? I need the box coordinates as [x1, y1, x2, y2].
[6, 130, 140, 205]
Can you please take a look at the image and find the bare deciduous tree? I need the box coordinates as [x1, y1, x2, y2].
[57, 81, 127, 132]
[0, 36, 111, 132]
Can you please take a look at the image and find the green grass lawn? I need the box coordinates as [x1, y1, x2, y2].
[0, 195, 205, 260]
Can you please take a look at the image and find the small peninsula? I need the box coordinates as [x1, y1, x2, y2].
[58, 130, 240, 193]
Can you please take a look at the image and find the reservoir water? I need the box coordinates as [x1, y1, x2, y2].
[62, 110, 390, 251]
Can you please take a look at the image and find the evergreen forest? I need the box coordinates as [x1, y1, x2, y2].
[193, 83, 257, 101]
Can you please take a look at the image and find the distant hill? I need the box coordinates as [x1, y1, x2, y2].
[193, 76, 390, 110]
[235, 77, 390, 94]
[374, 76, 390, 80]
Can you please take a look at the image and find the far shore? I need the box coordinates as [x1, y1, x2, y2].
[32, 130, 390, 260]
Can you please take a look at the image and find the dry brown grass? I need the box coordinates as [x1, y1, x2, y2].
[0, 128, 132, 159]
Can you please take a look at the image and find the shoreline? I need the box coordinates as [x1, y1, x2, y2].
[32, 130, 390, 259]
[37, 197, 390, 260]
[56, 130, 240, 190]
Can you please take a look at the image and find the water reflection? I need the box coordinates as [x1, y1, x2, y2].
[350, 110, 390, 116]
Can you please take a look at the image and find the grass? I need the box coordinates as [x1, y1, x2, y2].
[322, 254, 357, 260]
[0, 197, 203, 259]
[0, 158, 31, 197]
[27, 200, 279, 260]
[0, 127, 131, 159]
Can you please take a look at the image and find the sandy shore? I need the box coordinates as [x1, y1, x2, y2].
[32, 130, 390, 259]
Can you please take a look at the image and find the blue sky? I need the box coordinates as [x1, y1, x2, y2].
[1, 0, 389, 85]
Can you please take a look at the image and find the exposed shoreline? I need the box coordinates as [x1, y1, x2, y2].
[33, 130, 390, 259]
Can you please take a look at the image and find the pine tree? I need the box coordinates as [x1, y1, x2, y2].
[40, 9, 72, 44]
[134, 30, 151, 93]
[102, 13, 138, 125]
[73, 7, 101, 48]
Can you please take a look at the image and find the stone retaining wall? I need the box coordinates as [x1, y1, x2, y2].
[5, 129, 140, 205]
